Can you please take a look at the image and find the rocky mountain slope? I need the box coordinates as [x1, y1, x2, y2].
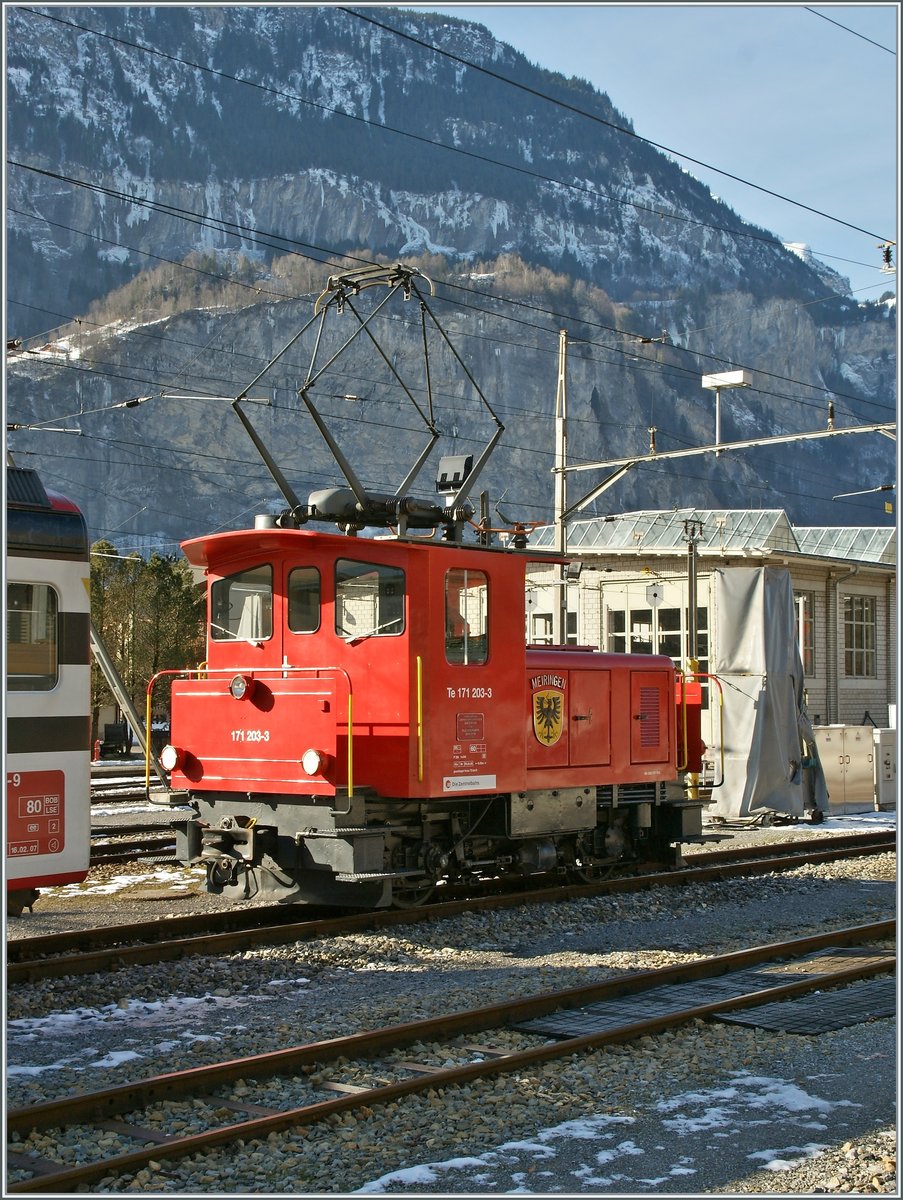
[5, 5, 895, 546]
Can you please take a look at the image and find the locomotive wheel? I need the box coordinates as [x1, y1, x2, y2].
[390, 881, 436, 908]
[570, 863, 600, 884]
[563, 836, 602, 884]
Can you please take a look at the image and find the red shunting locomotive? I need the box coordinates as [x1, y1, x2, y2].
[153, 264, 705, 906]
[161, 523, 704, 906]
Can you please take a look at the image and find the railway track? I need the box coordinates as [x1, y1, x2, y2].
[7, 831, 895, 984]
[90, 761, 171, 806]
[90, 826, 178, 867]
[5, 919, 895, 1193]
[91, 785, 171, 806]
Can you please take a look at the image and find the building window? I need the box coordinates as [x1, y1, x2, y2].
[7, 582, 58, 691]
[629, 607, 654, 654]
[794, 591, 815, 675]
[531, 612, 553, 645]
[607, 602, 707, 670]
[657, 606, 683, 661]
[566, 611, 578, 645]
[607, 609, 626, 653]
[843, 595, 876, 677]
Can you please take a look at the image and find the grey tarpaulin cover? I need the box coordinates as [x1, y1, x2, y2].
[708, 567, 829, 819]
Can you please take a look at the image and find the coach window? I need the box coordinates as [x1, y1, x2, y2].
[211, 564, 273, 642]
[336, 560, 405, 639]
[7, 582, 58, 690]
[446, 568, 488, 665]
[288, 567, 321, 633]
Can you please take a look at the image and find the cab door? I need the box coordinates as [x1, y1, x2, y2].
[423, 554, 527, 797]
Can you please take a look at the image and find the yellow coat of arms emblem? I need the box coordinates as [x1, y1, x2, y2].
[533, 688, 564, 746]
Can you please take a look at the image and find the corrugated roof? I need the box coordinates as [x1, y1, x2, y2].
[793, 526, 897, 564]
[531, 509, 896, 566]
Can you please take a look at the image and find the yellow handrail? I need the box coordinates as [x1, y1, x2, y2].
[145, 667, 190, 799]
[144, 690, 153, 794]
[416, 655, 424, 782]
[346, 690, 354, 798]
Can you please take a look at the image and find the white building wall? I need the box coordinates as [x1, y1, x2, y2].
[526, 552, 895, 727]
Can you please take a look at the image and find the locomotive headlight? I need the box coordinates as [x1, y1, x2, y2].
[229, 674, 256, 701]
[160, 744, 184, 772]
[301, 748, 329, 776]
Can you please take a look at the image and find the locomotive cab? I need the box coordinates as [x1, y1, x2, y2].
[166, 527, 529, 904]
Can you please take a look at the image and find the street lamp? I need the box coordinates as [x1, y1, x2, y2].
[701, 370, 753, 454]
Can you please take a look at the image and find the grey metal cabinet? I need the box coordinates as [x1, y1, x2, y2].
[813, 725, 876, 814]
[873, 728, 897, 811]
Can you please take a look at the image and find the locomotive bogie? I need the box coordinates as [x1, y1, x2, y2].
[175, 780, 692, 904]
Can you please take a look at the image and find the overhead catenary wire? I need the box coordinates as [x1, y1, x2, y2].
[342, 5, 893, 243]
[8, 266, 894, 517]
[13, 421, 887, 552]
[803, 6, 896, 55]
[11, 290, 887, 505]
[11, 342, 891, 516]
[9, 263, 892, 526]
[10, 283, 894, 447]
[14, 299, 890, 530]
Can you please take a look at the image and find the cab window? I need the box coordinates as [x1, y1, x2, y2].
[336, 560, 405, 639]
[211, 564, 273, 642]
[7, 582, 58, 690]
[288, 567, 321, 633]
[446, 568, 488, 665]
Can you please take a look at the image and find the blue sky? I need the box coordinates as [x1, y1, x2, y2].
[412, 3, 898, 298]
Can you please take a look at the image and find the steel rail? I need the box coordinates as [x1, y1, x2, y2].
[688, 828, 895, 861]
[7, 834, 895, 983]
[6, 920, 895, 1193]
[89, 834, 177, 866]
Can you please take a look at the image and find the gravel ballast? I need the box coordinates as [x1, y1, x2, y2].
[5, 822, 897, 1194]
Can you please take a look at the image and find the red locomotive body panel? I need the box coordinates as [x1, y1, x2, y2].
[172, 672, 341, 793]
[417, 547, 526, 798]
[170, 529, 413, 796]
[167, 529, 529, 800]
[523, 649, 677, 789]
